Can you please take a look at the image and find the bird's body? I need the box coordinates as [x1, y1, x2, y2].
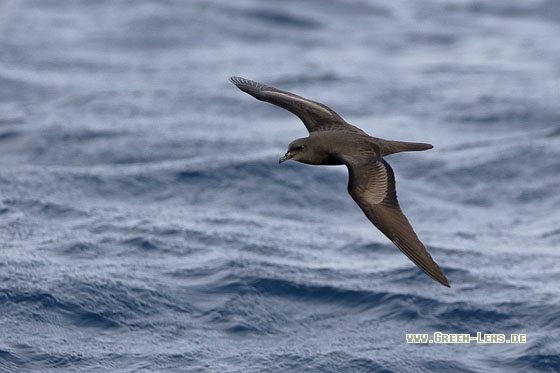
[230, 76, 450, 287]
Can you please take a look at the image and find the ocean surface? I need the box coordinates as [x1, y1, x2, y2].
[1, 1, 559, 372]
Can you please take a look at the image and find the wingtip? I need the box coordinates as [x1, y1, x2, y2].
[430, 266, 450, 287]
[229, 76, 262, 91]
[229, 76, 242, 85]
[433, 269, 450, 287]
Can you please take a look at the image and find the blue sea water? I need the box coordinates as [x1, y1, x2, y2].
[1, 0, 560, 372]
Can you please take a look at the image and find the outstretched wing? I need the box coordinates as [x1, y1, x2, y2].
[229, 76, 365, 134]
[342, 155, 450, 287]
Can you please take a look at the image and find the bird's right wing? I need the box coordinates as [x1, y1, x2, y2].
[341, 155, 450, 287]
[229, 77, 365, 134]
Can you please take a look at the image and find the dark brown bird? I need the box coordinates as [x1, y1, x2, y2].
[230, 76, 450, 287]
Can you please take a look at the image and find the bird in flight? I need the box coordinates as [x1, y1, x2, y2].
[230, 76, 450, 287]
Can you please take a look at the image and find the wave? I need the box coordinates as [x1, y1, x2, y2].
[0, 288, 118, 330]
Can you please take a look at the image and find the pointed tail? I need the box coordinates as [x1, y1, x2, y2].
[381, 140, 433, 156]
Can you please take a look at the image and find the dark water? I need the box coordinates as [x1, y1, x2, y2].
[1, 1, 559, 372]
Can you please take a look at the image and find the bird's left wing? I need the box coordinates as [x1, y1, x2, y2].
[340, 155, 450, 287]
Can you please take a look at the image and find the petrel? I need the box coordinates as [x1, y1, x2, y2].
[230, 77, 450, 287]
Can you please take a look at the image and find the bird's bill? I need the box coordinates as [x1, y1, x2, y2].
[278, 152, 293, 164]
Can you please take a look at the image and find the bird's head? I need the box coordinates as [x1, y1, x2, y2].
[279, 138, 309, 164]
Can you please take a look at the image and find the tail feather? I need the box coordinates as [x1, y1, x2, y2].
[381, 140, 433, 156]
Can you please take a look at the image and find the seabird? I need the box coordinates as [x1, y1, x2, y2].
[230, 76, 450, 287]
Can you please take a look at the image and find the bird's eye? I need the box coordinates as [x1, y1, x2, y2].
[298, 145, 305, 150]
